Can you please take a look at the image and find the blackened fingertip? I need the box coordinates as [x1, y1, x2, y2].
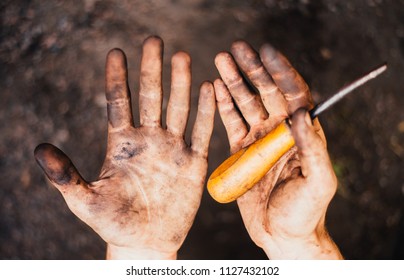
[231, 39, 247, 48]
[230, 40, 249, 54]
[34, 143, 77, 186]
[106, 50, 128, 79]
[106, 49, 128, 74]
[259, 43, 278, 61]
[34, 143, 54, 164]
[105, 48, 130, 115]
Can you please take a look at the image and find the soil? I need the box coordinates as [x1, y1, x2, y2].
[0, 0, 403, 259]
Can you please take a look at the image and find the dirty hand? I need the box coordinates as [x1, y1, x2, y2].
[214, 41, 342, 259]
[34, 36, 215, 259]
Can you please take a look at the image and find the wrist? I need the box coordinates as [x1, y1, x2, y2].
[106, 244, 177, 260]
[262, 231, 343, 260]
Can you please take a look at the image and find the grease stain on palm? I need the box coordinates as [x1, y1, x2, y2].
[113, 142, 147, 160]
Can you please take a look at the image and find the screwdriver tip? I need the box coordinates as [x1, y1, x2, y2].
[309, 62, 387, 119]
[369, 63, 388, 78]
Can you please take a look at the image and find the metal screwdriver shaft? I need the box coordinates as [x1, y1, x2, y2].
[309, 63, 387, 119]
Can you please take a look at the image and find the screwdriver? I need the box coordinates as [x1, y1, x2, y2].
[207, 63, 387, 203]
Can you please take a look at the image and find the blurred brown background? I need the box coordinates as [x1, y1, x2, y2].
[1, 0, 403, 259]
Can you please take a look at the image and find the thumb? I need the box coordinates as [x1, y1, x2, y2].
[291, 109, 336, 186]
[34, 143, 89, 197]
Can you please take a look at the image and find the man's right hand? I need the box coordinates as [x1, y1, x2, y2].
[214, 40, 343, 259]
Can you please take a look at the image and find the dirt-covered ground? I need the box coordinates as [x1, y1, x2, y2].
[0, 0, 403, 259]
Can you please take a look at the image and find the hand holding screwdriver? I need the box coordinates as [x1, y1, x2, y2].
[209, 62, 386, 203]
[213, 41, 343, 259]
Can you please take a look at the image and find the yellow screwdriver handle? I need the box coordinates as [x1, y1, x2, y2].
[207, 120, 295, 203]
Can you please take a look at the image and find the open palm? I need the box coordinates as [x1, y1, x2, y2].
[35, 36, 215, 259]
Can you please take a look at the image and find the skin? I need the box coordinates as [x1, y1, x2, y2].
[214, 41, 343, 259]
[34, 36, 216, 260]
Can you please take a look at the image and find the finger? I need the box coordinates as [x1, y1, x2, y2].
[215, 52, 268, 125]
[230, 40, 288, 119]
[166, 51, 191, 137]
[191, 81, 215, 158]
[139, 36, 164, 127]
[291, 109, 337, 196]
[34, 143, 89, 199]
[105, 48, 134, 130]
[214, 78, 248, 154]
[260, 44, 313, 114]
